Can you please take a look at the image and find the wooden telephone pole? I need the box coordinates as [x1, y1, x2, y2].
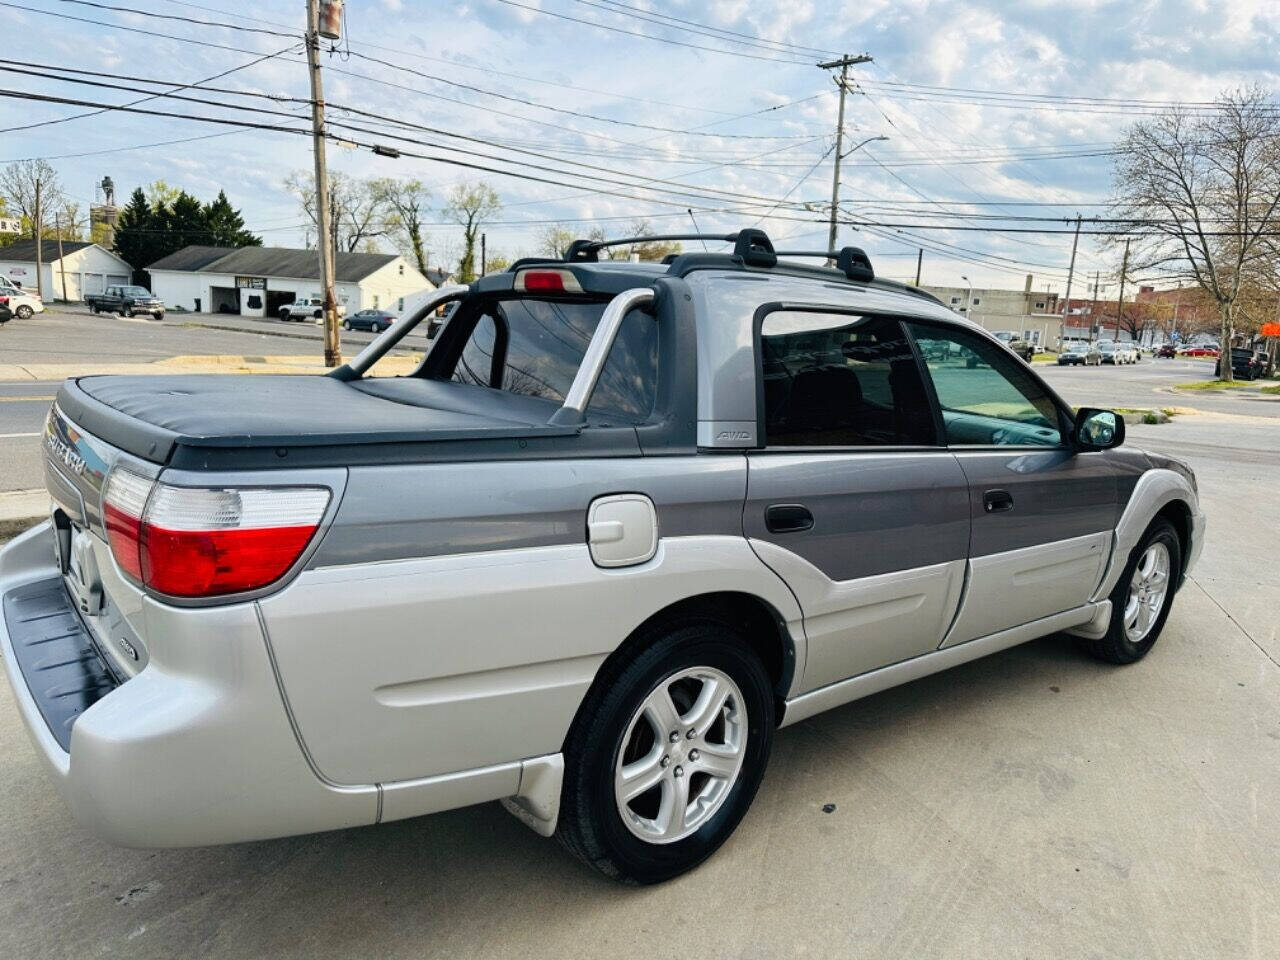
[33, 180, 43, 301]
[306, 0, 341, 367]
[818, 54, 873, 258]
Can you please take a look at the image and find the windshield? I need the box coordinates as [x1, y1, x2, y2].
[447, 296, 657, 422]
[124, 286, 152, 297]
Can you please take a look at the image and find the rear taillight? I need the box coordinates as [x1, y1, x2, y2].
[102, 468, 329, 598]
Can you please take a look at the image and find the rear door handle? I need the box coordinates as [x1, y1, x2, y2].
[765, 503, 814, 534]
[983, 489, 1014, 513]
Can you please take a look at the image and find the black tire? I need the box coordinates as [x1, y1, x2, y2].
[152, 311, 163, 320]
[1083, 517, 1182, 665]
[313, 310, 323, 319]
[557, 620, 774, 884]
[122, 305, 133, 318]
[342, 320, 351, 331]
[15, 305, 32, 319]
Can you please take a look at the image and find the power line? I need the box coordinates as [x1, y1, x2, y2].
[486, 0, 813, 64]
[582, 0, 838, 57]
[45, 0, 297, 37]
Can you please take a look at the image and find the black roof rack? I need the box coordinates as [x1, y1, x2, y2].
[515, 227, 942, 305]
[772, 247, 874, 282]
[563, 233, 737, 262]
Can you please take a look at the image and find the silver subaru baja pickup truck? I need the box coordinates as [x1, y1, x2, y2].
[0, 229, 1204, 884]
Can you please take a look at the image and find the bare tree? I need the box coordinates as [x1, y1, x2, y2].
[443, 182, 501, 282]
[538, 224, 575, 259]
[601, 220, 682, 261]
[1111, 86, 1280, 379]
[370, 177, 431, 275]
[0, 160, 64, 239]
[286, 170, 392, 254]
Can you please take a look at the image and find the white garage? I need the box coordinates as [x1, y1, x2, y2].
[148, 245, 434, 318]
[0, 240, 132, 302]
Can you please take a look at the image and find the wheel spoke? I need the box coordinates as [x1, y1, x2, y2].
[617, 749, 666, 802]
[656, 772, 691, 840]
[692, 743, 739, 780]
[642, 684, 681, 736]
[683, 676, 730, 734]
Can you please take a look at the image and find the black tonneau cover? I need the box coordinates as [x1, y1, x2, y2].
[56, 374, 591, 468]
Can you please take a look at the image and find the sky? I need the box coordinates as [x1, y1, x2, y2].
[3, 0, 1279, 291]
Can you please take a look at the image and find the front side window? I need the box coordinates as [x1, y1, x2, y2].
[760, 312, 936, 447]
[908, 323, 1064, 447]
[448, 298, 657, 422]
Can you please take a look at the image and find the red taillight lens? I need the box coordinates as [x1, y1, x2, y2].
[514, 269, 583, 294]
[103, 469, 153, 582]
[102, 469, 329, 598]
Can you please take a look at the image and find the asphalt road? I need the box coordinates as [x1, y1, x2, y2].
[0, 332, 1278, 957]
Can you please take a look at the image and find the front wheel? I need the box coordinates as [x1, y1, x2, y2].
[1083, 517, 1182, 665]
[122, 305, 133, 318]
[557, 621, 774, 884]
[15, 305, 32, 319]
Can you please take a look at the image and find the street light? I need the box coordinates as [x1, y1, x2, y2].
[961, 275, 974, 316]
[828, 135, 889, 260]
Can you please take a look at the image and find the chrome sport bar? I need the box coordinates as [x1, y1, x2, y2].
[549, 286, 656, 427]
[329, 283, 470, 381]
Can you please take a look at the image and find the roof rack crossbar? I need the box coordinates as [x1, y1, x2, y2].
[771, 246, 875, 282]
[565, 233, 737, 262]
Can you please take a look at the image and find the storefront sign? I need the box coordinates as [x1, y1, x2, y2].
[235, 276, 266, 289]
[1261, 322, 1280, 338]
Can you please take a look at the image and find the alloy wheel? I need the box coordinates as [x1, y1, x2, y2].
[614, 666, 747, 844]
[1124, 541, 1170, 643]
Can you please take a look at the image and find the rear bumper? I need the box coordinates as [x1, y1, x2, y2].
[0, 522, 377, 846]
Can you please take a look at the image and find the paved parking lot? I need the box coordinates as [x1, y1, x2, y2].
[0, 328, 1277, 958]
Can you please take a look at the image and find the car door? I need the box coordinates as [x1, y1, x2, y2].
[906, 322, 1116, 647]
[742, 309, 971, 694]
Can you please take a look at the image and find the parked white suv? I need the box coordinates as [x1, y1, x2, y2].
[0, 277, 45, 319]
[279, 297, 345, 322]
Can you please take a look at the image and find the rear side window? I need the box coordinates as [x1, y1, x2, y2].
[450, 298, 657, 423]
[760, 311, 936, 447]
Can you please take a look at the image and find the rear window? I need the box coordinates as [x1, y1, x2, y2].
[449, 297, 657, 423]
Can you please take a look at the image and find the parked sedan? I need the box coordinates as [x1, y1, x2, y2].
[0, 278, 45, 319]
[1180, 345, 1220, 358]
[1057, 340, 1101, 366]
[1096, 340, 1134, 365]
[343, 309, 397, 333]
[1155, 343, 1177, 358]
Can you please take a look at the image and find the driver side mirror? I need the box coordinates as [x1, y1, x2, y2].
[1074, 407, 1125, 451]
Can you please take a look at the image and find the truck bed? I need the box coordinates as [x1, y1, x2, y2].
[54, 374, 612, 469]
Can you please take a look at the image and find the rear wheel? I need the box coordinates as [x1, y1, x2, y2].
[15, 305, 32, 319]
[557, 621, 774, 884]
[1083, 518, 1181, 665]
[122, 305, 133, 318]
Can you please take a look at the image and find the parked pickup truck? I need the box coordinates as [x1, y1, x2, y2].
[85, 284, 164, 319]
[0, 228, 1205, 884]
[279, 296, 345, 322]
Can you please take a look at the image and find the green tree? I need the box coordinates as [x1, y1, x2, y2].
[203, 190, 261, 247]
[443, 182, 501, 283]
[113, 187, 158, 272]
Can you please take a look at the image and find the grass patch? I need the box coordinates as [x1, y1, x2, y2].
[1174, 379, 1255, 391]
[1031, 352, 1055, 362]
[1261, 384, 1280, 395]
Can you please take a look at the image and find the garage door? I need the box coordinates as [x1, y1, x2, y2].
[107, 274, 129, 287]
[82, 273, 104, 296]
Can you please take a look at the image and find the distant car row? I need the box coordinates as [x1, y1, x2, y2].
[0, 275, 45, 320]
[1056, 339, 1140, 365]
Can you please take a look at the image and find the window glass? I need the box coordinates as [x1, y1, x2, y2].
[907, 323, 1063, 447]
[761, 312, 936, 447]
[448, 298, 657, 423]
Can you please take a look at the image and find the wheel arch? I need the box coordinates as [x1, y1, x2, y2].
[1093, 467, 1200, 602]
[1155, 498, 1192, 588]
[566, 590, 797, 746]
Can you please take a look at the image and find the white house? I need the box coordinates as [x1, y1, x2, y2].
[0, 240, 132, 301]
[147, 245, 433, 318]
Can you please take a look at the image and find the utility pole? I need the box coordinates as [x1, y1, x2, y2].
[818, 54, 873, 259]
[914, 248, 923, 286]
[34, 179, 43, 301]
[1060, 216, 1081, 350]
[1116, 237, 1131, 342]
[306, 0, 341, 367]
[481, 232, 487, 276]
[1089, 270, 1100, 342]
[55, 211, 68, 302]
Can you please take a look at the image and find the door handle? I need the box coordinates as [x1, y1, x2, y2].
[765, 504, 814, 534]
[983, 489, 1014, 513]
